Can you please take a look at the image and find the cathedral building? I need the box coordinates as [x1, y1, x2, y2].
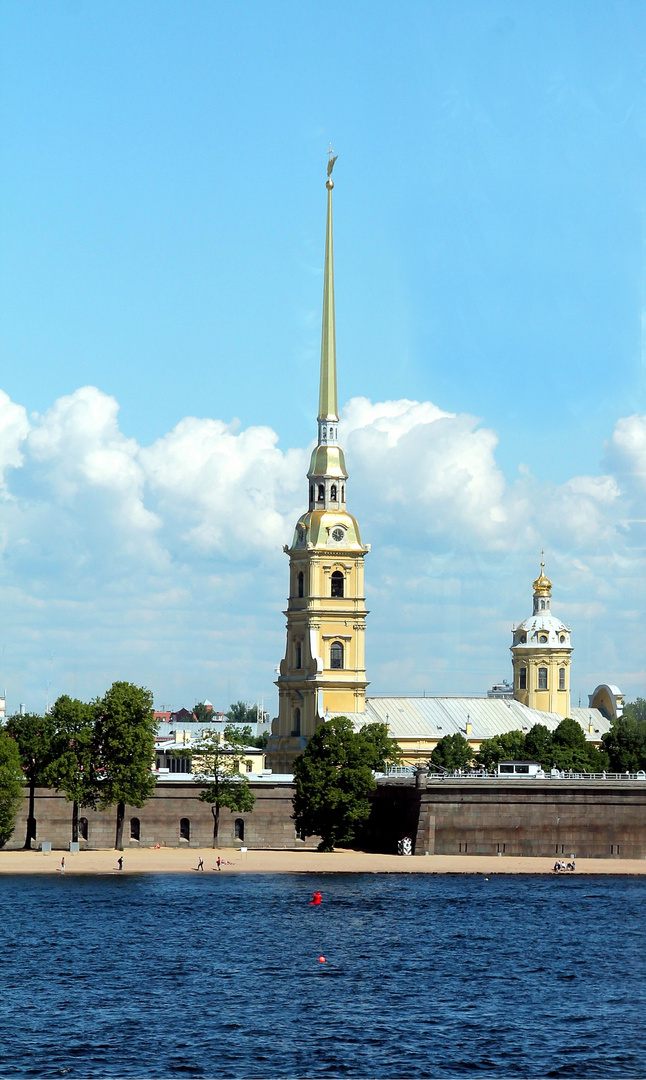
[265, 160, 623, 774]
[265, 158, 369, 774]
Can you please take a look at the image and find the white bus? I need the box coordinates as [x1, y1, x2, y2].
[497, 761, 545, 778]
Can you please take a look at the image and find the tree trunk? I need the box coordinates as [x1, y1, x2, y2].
[72, 801, 79, 844]
[115, 801, 125, 849]
[24, 777, 36, 850]
[212, 804, 220, 849]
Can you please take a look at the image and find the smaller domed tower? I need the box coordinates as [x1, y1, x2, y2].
[511, 558, 572, 718]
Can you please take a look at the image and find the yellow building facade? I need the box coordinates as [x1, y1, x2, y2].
[265, 160, 369, 773]
[511, 561, 572, 718]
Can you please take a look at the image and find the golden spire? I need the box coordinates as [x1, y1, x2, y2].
[318, 145, 338, 422]
[532, 550, 553, 597]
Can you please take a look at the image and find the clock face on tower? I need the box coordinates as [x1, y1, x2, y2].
[332, 527, 344, 542]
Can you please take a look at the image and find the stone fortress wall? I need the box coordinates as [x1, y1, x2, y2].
[6, 778, 646, 858]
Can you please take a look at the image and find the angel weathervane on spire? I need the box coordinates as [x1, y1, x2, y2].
[327, 143, 338, 187]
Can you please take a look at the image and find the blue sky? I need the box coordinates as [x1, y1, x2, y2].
[0, 1, 644, 714]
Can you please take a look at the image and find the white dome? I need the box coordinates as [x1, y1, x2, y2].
[512, 612, 570, 649]
[517, 613, 567, 633]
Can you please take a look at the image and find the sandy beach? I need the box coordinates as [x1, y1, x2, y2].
[0, 847, 644, 875]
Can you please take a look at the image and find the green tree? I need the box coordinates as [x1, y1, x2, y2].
[551, 717, 606, 772]
[95, 682, 156, 849]
[602, 716, 646, 772]
[623, 698, 646, 724]
[430, 733, 473, 771]
[193, 701, 213, 724]
[192, 724, 257, 847]
[292, 717, 400, 851]
[476, 730, 526, 770]
[6, 712, 56, 849]
[525, 724, 554, 769]
[48, 695, 99, 843]
[0, 732, 25, 846]
[226, 701, 260, 725]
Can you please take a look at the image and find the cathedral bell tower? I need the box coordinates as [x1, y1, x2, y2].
[511, 557, 572, 718]
[265, 154, 370, 773]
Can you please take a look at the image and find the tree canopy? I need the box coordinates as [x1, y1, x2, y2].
[473, 720, 608, 773]
[292, 717, 401, 852]
[192, 724, 257, 847]
[6, 712, 56, 848]
[476, 730, 527, 770]
[430, 733, 473, 771]
[0, 733, 24, 846]
[602, 705, 646, 772]
[95, 681, 156, 848]
[226, 701, 260, 725]
[48, 695, 99, 843]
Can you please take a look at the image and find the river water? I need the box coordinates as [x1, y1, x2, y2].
[0, 871, 643, 1079]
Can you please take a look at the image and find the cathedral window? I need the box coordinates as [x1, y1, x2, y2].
[559, 668, 566, 691]
[341, 485, 345, 501]
[330, 641, 344, 669]
[519, 667, 527, 690]
[295, 642, 302, 669]
[331, 570, 344, 598]
[317, 484, 325, 501]
[538, 667, 548, 690]
[539, 634, 548, 644]
[292, 708, 301, 736]
[297, 571, 304, 598]
[310, 485, 314, 503]
[330, 484, 337, 500]
[559, 634, 565, 644]
[540, 600, 545, 610]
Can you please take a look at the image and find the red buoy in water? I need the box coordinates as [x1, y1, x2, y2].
[318, 956, 325, 963]
[310, 890, 322, 905]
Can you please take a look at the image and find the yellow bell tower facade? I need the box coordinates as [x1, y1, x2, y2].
[266, 156, 369, 773]
[511, 559, 572, 718]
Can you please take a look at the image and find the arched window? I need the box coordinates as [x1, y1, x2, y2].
[538, 667, 548, 690]
[330, 641, 344, 669]
[297, 571, 304, 598]
[234, 818, 245, 841]
[330, 484, 337, 500]
[180, 818, 190, 841]
[317, 484, 325, 502]
[295, 641, 302, 669]
[79, 817, 88, 841]
[292, 708, 301, 736]
[130, 818, 140, 841]
[331, 570, 344, 597]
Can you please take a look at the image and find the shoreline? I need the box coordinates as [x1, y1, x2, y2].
[0, 848, 644, 875]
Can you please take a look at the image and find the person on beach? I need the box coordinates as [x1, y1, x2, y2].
[60, 857, 65, 874]
[117, 856, 123, 871]
[217, 856, 221, 871]
[197, 857, 204, 871]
